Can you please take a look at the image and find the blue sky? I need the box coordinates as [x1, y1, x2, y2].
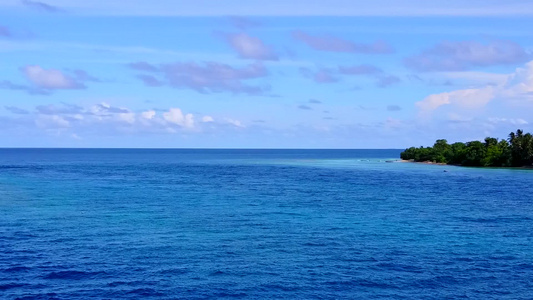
[1, 1, 532, 148]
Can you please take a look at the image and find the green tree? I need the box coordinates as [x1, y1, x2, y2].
[484, 137, 498, 148]
[399, 129, 531, 167]
[522, 133, 533, 166]
[508, 129, 533, 166]
[448, 142, 466, 165]
[462, 141, 486, 166]
[400, 147, 417, 160]
[508, 130, 521, 166]
[432, 139, 450, 163]
[482, 139, 511, 167]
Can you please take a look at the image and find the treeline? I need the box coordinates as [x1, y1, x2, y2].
[400, 129, 533, 167]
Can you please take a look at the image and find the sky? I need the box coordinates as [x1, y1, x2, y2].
[1, 0, 532, 148]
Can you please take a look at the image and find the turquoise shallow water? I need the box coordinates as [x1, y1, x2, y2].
[1, 149, 532, 299]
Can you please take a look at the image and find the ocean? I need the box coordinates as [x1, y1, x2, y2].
[1, 149, 532, 299]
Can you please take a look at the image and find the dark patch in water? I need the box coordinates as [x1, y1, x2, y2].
[125, 288, 164, 297]
[0, 282, 26, 290]
[44, 270, 106, 280]
[2, 266, 31, 273]
[210, 270, 226, 276]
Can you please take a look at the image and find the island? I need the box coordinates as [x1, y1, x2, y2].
[400, 129, 533, 167]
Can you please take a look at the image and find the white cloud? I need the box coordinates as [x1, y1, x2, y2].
[118, 112, 136, 124]
[501, 60, 533, 99]
[416, 93, 451, 112]
[222, 33, 278, 60]
[163, 108, 194, 129]
[513, 118, 528, 125]
[89, 102, 130, 116]
[7, 103, 208, 134]
[141, 110, 156, 120]
[202, 115, 214, 122]
[488, 117, 528, 125]
[226, 118, 245, 128]
[0, 101, 286, 147]
[23, 65, 84, 89]
[35, 114, 70, 128]
[417, 59, 533, 116]
[417, 87, 495, 113]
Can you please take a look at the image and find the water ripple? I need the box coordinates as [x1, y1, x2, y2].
[1, 149, 532, 299]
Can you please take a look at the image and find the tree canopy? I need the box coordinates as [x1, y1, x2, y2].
[400, 129, 533, 167]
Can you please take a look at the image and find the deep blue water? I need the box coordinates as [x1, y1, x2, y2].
[1, 149, 532, 299]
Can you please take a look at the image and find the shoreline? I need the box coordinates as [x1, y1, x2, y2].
[398, 159, 446, 165]
[398, 159, 533, 169]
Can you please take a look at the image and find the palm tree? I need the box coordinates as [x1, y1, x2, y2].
[508, 129, 533, 166]
[522, 133, 533, 166]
